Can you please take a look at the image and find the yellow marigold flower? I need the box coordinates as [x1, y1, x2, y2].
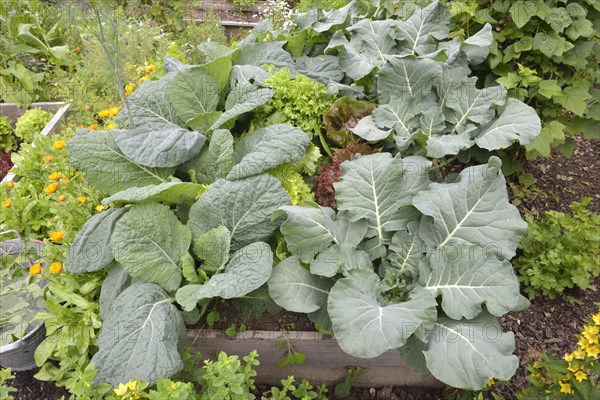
[558, 381, 574, 395]
[140, 75, 150, 83]
[109, 106, 120, 116]
[98, 109, 111, 118]
[564, 352, 574, 362]
[29, 263, 42, 275]
[58, 194, 67, 201]
[586, 345, 600, 358]
[50, 262, 62, 274]
[88, 124, 98, 130]
[52, 140, 65, 149]
[96, 204, 106, 212]
[574, 348, 587, 360]
[44, 182, 58, 194]
[2, 199, 11, 208]
[7, 182, 14, 189]
[77, 197, 86, 203]
[145, 64, 155, 74]
[105, 124, 117, 130]
[49, 172, 62, 181]
[125, 84, 135, 93]
[49, 231, 65, 241]
[43, 155, 54, 163]
[575, 370, 587, 382]
[593, 313, 600, 326]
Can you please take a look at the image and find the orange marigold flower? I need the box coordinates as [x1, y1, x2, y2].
[49, 172, 62, 181]
[62, 178, 69, 184]
[50, 262, 62, 274]
[88, 124, 98, 130]
[77, 197, 86, 203]
[7, 182, 14, 189]
[140, 75, 150, 83]
[58, 194, 67, 201]
[2, 199, 11, 208]
[53, 140, 65, 149]
[43, 155, 54, 163]
[44, 183, 58, 194]
[29, 263, 42, 275]
[49, 231, 65, 241]
[145, 64, 155, 74]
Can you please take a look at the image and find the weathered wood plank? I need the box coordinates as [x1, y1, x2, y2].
[187, 329, 442, 387]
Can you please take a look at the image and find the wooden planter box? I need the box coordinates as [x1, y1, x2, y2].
[0, 102, 71, 184]
[187, 329, 443, 387]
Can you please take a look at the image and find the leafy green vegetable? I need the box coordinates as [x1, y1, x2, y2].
[14, 108, 53, 143]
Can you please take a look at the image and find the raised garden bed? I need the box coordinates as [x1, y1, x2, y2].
[187, 329, 442, 387]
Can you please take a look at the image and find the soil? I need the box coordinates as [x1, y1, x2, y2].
[5, 369, 67, 400]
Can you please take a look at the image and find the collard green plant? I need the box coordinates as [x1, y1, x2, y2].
[65, 0, 535, 390]
[270, 154, 530, 389]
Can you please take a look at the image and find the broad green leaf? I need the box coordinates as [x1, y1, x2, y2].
[122, 73, 180, 126]
[162, 56, 188, 73]
[68, 130, 174, 195]
[413, 157, 527, 260]
[394, 1, 450, 56]
[532, 32, 572, 57]
[211, 84, 274, 130]
[328, 270, 437, 358]
[65, 208, 127, 273]
[101, 182, 205, 206]
[186, 111, 222, 133]
[377, 58, 442, 104]
[230, 65, 270, 87]
[444, 83, 506, 135]
[187, 175, 289, 250]
[371, 98, 420, 148]
[509, 0, 537, 28]
[179, 129, 234, 184]
[111, 124, 205, 168]
[176, 242, 273, 311]
[197, 56, 233, 94]
[547, 7, 572, 33]
[92, 283, 185, 386]
[167, 67, 220, 123]
[350, 116, 391, 141]
[554, 83, 591, 116]
[525, 121, 566, 158]
[227, 124, 310, 180]
[312, 1, 354, 32]
[335, 154, 431, 242]
[513, 36, 533, 53]
[110, 203, 191, 292]
[274, 205, 369, 275]
[99, 263, 132, 320]
[565, 19, 595, 40]
[475, 99, 541, 150]
[192, 226, 231, 273]
[295, 55, 344, 83]
[566, 3, 587, 18]
[234, 41, 294, 69]
[268, 257, 333, 313]
[462, 24, 492, 65]
[423, 314, 518, 389]
[537, 80, 562, 98]
[388, 220, 424, 278]
[420, 245, 526, 320]
[426, 132, 472, 158]
[325, 19, 398, 80]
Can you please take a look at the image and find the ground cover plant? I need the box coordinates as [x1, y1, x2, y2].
[61, 0, 544, 392]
